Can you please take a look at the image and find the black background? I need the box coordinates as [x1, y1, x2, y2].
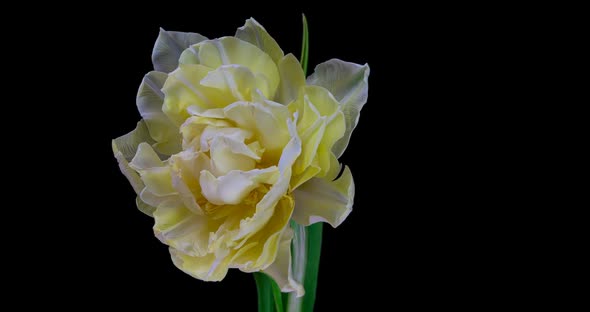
[20, 4, 509, 310]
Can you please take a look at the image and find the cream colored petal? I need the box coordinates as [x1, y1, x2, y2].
[162, 64, 234, 126]
[170, 248, 231, 281]
[169, 150, 211, 215]
[290, 163, 321, 190]
[233, 196, 294, 271]
[112, 121, 155, 194]
[153, 201, 210, 257]
[292, 166, 354, 228]
[224, 101, 291, 163]
[200, 167, 279, 205]
[235, 18, 284, 64]
[307, 60, 370, 157]
[136, 71, 182, 156]
[235, 114, 301, 241]
[209, 136, 260, 175]
[136, 196, 156, 217]
[199, 64, 274, 101]
[140, 167, 177, 197]
[180, 116, 233, 149]
[293, 116, 326, 175]
[276, 54, 305, 104]
[262, 227, 304, 297]
[199, 127, 253, 153]
[187, 37, 279, 99]
[186, 105, 225, 118]
[304, 86, 346, 176]
[152, 28, 207, 73]
[129, 142, 164, 171]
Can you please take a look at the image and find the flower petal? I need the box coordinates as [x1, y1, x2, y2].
[170, 248, 231, 281]
[129, 142, 164, 170]
[307, 59, 369, 157]
[137, 71, 182, 155]
[292, 166, 354, 228]
[232, 195, 294, 271]
[224, 101, 291, 164]
[153, 200, 211, 257]
[112, 121, 155, 194]
[200, 167, 279, 205]
[276, 54, 305, 104]
[234, 114, 301, 241]
[235, 18, 284, 64]
[152, 28, 207, 73]
[181, 37, 280, 100]
[262, 227, 304, 296]
[162, 64, 234, 125]
[200, 65, 272, 100]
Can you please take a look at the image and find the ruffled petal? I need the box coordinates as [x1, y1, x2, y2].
[180, 37, 279, 99]
[276, 54, 305, 104]
[261, 227, 304, 296]
[224, 101, 291, 163]
[200, 167, 279, 205]
[152, 28, 207, 73]
[307, 59, 369, 157]
[136, 71, 182, 155]
[292, 166, 354, 228]
[235, 18, 284, 64]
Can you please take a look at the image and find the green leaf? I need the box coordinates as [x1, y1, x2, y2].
[254, 272, 284, 312]
[302, 223, 322, 312]
[300, 14, 309, 76]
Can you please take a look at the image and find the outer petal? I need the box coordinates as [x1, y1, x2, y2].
[152, 28, 207, 73]
[181, 37, 280, 100]
[307, 59, 370, 157]
[292, 166, 354, 228]
[137, 71, 182, 155]
[276, 54, 305, 104]
[152, 193, 215, 257]
[170, 248, 231, 281]
[112, 121, 155, 194]
[262, 227, 304, 296]
[235, 18, 284, 64]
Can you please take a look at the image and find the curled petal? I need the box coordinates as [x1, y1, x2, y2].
[152, 28, 207, 73]
[235, 18, 284, 64]
[307, 60, 369, 157]
[292, 166, 354, 228]
[200, 167, 279, 205]
[262, 227, 304, 297]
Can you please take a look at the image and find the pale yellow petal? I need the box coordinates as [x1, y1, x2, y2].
[200, 167, 279, 206]
[169, 150, 211, 215]
[235, 18, 284, 64]
[136, 71, 182, 155]
[224, 101, 291, 163]
[262, 227, 304, 296]
[170, 248, 231, 281]
[307, 60, 370, 157]
[233, 196, 294, 271]
[185, 37, 279, 99]
[162, 64, 234, 125]
[292, 166, 354, 228]
[276, 54, 305, 104]
[153, 201, 210, 257]
[235, 114, 301, 241]
[129, 142, 164, 171]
